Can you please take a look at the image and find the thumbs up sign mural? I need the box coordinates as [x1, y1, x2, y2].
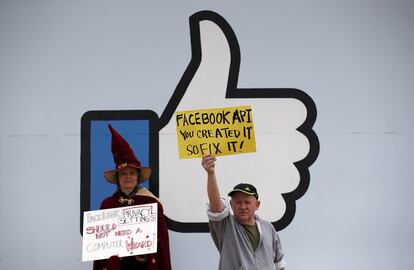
[81, 11, 319, 233]
[158, 11, 319, 232]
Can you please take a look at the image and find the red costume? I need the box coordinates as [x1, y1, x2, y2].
[92, 125, 172, 270]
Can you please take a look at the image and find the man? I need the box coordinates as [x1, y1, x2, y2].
[202, 154, 286, 270]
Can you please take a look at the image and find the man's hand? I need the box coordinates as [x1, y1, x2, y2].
[202, 154, 216, 174]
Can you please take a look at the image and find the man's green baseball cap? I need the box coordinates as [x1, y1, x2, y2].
[228, 183, 259, 199]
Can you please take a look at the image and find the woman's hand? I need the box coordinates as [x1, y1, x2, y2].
[135, 255, 148, 263]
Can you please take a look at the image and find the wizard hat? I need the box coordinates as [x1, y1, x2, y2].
[103, 125, 151, 184]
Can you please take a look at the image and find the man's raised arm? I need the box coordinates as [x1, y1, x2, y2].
[201, 155, 224, 213]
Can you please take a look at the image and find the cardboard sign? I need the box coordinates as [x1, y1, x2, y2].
[175, 106, 256, 159]
[82, 203, 158, 262]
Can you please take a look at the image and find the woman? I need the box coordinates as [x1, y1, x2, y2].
[93, 125, 172, 270]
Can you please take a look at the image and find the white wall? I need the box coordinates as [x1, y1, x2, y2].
[1, 1, 413, 269]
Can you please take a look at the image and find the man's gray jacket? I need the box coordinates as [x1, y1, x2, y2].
[207, 199, 286, 270]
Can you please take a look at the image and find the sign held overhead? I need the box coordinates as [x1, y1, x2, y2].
[175, 106, 256, 159]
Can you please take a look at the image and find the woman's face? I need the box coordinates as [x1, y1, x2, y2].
[118, 166, 139, 195]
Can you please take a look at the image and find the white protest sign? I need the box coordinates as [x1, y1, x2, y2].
[82, 203, 158, 262]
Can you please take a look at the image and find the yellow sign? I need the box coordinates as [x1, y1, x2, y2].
[175, 106, 256, 159]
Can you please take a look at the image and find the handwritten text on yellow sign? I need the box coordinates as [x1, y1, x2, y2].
[175, 106, 256, 159]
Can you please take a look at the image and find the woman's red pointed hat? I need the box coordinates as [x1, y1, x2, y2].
[103, 125, 151, 183]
